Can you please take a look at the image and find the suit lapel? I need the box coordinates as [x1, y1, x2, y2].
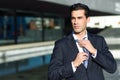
[88, 33, 95, 47]
[67, 34, 79, 56]
[87, 33, 96, 69]
[67, 34, 86, 69]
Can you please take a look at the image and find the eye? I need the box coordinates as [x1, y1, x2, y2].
[77, 17, 82, 19]
[71, 17, 75, 20]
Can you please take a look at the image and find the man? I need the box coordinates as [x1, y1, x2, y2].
[48, 3, 117, 80]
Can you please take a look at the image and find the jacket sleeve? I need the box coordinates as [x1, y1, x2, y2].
[48, 41, 74, 80]
[93, 37, 117, 73]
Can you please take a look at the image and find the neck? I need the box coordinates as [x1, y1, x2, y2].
[75, 30, 87, 40]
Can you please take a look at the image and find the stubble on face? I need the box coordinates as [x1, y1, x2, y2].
[71, 10, 88, 35]
[73, 26, 86, 34]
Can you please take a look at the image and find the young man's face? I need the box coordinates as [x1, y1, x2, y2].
[71, 10, 90, 34]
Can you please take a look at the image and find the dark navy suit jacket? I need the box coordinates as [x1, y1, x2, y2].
[48, 32, 117, 80]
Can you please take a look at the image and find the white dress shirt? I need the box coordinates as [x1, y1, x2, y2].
[71, 31, 97, 72]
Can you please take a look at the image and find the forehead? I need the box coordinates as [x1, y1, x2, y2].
[71, 10, 85, 16]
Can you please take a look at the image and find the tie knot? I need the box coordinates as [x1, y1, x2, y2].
[75, 37, 87, 43]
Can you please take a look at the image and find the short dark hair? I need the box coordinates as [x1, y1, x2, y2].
[70, 3, 90, 18]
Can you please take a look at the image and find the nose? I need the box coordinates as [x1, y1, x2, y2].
[74, 19, 78, 24]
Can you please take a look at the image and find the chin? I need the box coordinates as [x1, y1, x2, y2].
[74, 31, 81, 34]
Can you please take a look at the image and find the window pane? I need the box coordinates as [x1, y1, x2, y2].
[43, 17, 63, 41]
[17, 16, 43, 43]
[0, 16, 14, 45]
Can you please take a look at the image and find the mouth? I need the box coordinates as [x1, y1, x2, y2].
[74, 26, 79, 29]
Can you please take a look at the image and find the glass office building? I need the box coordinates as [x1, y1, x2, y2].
[0, 14, 64, 45]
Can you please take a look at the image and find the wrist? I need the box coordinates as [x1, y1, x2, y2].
[72, 61, 78, 68]
[92, 48, 97, 56]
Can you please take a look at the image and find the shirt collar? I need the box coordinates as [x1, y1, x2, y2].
[72, 31, 88, 41]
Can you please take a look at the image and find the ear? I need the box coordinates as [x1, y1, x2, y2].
[87, 17, 90, 23]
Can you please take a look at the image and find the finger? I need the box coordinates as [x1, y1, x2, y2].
[78, 40, 86, 47]
[82, 53, 89, 59]
[83, 56, 88, 61]
[82, 52, 88, 56]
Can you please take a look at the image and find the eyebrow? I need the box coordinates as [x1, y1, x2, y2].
[71, 16, 83, 19]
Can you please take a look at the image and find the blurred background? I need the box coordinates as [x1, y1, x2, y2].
[0, 0, 120, 80]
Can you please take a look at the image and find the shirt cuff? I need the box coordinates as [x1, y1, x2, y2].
[71, 62, 77, 72]
[92, 50, 97, 58]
